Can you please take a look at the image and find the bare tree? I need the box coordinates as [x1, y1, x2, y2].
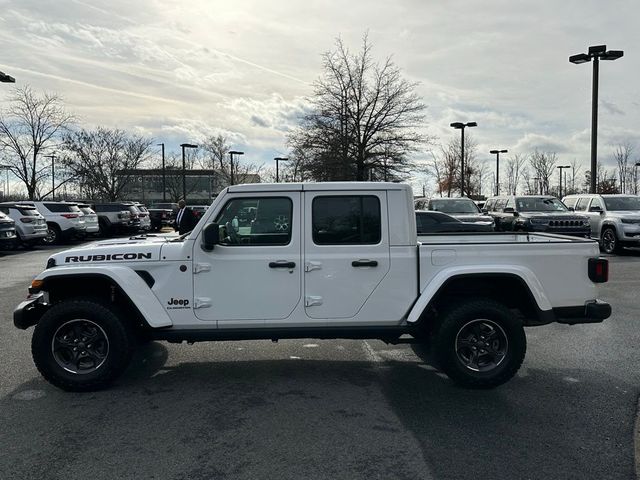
[287, 34, 430, 181]
[430, 134, 478, 197]
[566, 158, 583, 195]
[529, 150, 557, 194]
[612, 142, 634, 193]
[504, 154, 527, 195]
[201, 134, 262, 187]
[0, 86, 73, 199]
[62, 128, 152, 201]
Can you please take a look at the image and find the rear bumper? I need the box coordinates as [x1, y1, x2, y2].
[549, 300, 612, 325]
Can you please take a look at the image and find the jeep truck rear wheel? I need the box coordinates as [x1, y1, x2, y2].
[31, 298, 135, 391]
[432, 299, 526, 388]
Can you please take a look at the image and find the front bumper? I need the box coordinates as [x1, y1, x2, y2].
[13, 293, 47, 330]
[551, 300, 612, 325]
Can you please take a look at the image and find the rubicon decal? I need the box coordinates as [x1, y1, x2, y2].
[64, 252, 153, 263]
[167, 298, 191, 310]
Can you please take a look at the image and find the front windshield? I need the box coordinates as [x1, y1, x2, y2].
[603, 196, 640, 211]
[429, 199, 480, 214]
[516, 197, 568, 212]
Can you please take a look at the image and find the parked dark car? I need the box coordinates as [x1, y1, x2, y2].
[416, 211, 494, 234]
[0, 211, 17, 249]
[415, 197, 494, 225]
[148, 202, 177, 232]
[484, 195, 590, 237]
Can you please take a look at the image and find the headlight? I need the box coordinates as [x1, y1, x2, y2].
[621, 218, 640, 224]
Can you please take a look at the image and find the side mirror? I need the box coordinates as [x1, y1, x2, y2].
[589, 206, 602, 213]
[568, 207, 575, 212]
[503, 207, 515, 214]
[201, 223, 220, 251]
[481, 208, 488, 214]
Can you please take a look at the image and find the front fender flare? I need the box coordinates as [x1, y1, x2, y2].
[406, 265, 552, 324]
[35, 266, 173, 328]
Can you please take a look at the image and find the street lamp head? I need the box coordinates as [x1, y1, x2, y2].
[180, 143, 198, 148]
[588, 45, 607, 55]
[601, 50, 623, 61]
[157, 143, 164, 146]
[0, 71, 15, 83]
[229, 150, 244, 156]
[450, 122, 464, 129]
[274, 157, 288, 161]
[569, 53, 591, 64]
[489, 150, 499, 154]
[466, 122, 478, 128]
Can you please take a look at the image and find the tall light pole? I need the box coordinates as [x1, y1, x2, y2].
[634, 162, 640, 195]
[532, 177, 540, 195]
[44, 154, 56, 200]
[274, 157, 288, 183]
[180, 143, 198, 200]
[557, 165, 571, 198]
[570, 45, 623, 194]
[229, 150, 244, 186]
[157, 143, 165, 201]
[490, 149, 508, 195]
[0, 71, 15, 83]
[0, 164, 10, 199]
[450, 122, 477, 196]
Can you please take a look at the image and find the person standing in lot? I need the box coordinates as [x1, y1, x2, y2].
[174, 200, 197, 234]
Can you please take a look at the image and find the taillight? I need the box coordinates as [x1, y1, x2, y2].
[20, 217, 34, 223]
[61, 213, 78, 219]
[588, 257, 609, 283]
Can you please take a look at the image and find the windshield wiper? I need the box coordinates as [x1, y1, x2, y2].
[170, 231, 192, 242]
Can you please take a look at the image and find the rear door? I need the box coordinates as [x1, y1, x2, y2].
[303, 191, 390, 319]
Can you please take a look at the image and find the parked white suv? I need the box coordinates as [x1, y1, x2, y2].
[0, 203, 47, 247]
[22, 201, 87, 245]
[563, 194, 640, 254]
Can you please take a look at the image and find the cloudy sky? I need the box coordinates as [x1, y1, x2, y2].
[1, 0, 638, 191]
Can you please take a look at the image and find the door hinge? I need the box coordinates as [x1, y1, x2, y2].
[305, 296, 323, 307]
[194, 263, 211, 274]
[305, 261, 322, 272]
[194, 297, 212, 309]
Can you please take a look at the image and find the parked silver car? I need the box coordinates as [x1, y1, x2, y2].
[77, 204, 100, 235]
[0, 203, 47, 247]
[415, 197, 494, 227]
[563, 194, 640, 254]
[0, 211, 17, 248]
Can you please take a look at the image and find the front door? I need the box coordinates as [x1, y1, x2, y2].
[303, 191, 390, 320]
[192, 192, 302, 325]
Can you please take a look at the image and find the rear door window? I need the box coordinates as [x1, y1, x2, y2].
[312, 196, 381, 245]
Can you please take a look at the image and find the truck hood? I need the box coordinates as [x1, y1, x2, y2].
[48, 238, 165, 267]
[448, 213, 494, 223]
[607, 210, 640, 219]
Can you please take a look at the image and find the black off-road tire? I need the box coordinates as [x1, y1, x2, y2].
[32, 298, 135, 392]
[431, 299, 526, 389]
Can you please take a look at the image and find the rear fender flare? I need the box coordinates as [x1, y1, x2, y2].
[407, 265, 551, 324]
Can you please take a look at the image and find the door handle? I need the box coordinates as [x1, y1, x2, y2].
[269, 261, 296, 269]
[352, 260, 378, 267]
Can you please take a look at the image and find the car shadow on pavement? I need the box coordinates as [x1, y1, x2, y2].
[1, 346, 637, 480]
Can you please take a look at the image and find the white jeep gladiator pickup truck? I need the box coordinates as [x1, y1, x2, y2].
[14, 182, 611, 391]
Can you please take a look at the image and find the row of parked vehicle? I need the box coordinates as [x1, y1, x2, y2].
[0, 200, 181, 248]
[414, 193, 640, 254]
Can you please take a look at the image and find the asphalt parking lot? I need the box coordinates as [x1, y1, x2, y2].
[0, 241, 639, 480]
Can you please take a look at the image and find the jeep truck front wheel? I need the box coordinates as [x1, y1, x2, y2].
[31, 298, 135, 391]
[432, 299, 526, 388]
